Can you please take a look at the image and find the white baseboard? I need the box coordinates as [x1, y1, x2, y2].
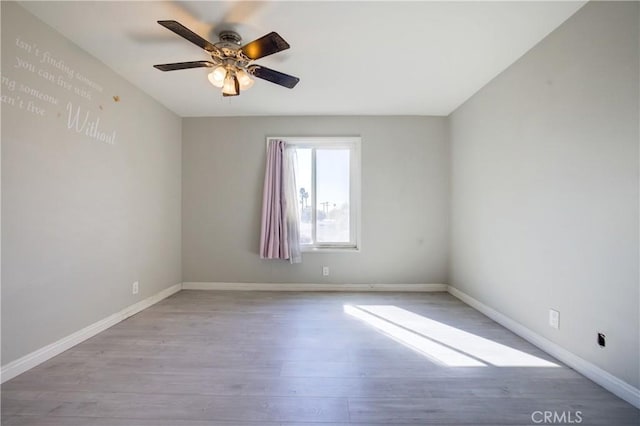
[447, 285, 640, 409]
[0, 283, 182, 384]
[182, 282, 448, 292]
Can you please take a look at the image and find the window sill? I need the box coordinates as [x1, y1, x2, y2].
[301, 246, 360, 253]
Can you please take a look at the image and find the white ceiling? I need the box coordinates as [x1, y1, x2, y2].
[20, 1, 585, 117]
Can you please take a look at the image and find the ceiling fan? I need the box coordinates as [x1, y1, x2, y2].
[153, 20, 300, 97]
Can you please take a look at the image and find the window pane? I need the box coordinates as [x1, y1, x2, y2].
[316, 149, 350, 243]
[295, 148, 313, 245]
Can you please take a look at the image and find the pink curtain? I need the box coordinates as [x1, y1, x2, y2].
[259, 140, 301, 263]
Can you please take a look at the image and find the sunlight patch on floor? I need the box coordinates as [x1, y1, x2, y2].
[344, 304, 486, 366]
[344, 304, 558, 368]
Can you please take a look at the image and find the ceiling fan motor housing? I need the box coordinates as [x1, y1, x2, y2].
[214, 31, 248, 63]
[218, 30, 242, 46]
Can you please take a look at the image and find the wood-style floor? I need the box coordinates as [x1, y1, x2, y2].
[2, 290, 638, 425]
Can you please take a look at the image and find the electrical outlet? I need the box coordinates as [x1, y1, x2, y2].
[322, 266, 329, 276]
[549, 309, 560, 329]
[132, 281, 139, 295]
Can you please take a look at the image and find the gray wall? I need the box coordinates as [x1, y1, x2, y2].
[182, 116, 449, 284]
[1, 3, 182, 364]
[449, 1, 639, 388]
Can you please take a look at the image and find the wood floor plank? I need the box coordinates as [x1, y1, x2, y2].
[279, 360, 582, 379]
[3, 372, 430, 399]
[3, 371, 614, 401]
[1, 390, 349, 423]
[2, 290, 638, 425]
[1, 416, 278, 426]
[348, 396, 639, 425]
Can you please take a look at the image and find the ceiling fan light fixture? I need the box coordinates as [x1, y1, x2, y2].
[207, 65, 227, 88]
[222, 72, 239, 96]
[236, 69, 254, 90]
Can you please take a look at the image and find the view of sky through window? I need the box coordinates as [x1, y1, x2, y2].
[295, 147, 350, 245]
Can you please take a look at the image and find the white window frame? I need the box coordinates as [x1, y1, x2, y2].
[267, 136, 361, 252]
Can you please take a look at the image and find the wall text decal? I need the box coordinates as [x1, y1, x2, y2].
[2, 35, 117, 145]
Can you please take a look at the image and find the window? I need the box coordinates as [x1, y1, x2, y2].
[268, 137, 361, 251]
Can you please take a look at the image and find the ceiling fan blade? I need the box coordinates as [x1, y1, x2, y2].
[248, 65, 299, 89]
[241, 32, 290, 60]
[153, 61, 215, 71]
[158, 20, 218, 53]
